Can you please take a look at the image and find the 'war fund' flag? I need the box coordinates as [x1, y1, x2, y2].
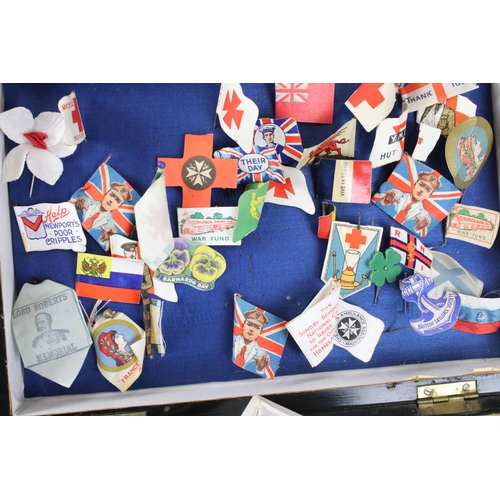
[390, 226, 433, 276]
[75, 253, 144, 304]
[399, 83, 478, 113]
[345, 83, 396, 132]
[275, 83, 335, 124]
[233, 294, 288, 379]
[216, 83, 259, 153]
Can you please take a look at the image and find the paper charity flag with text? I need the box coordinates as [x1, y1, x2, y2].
[265, 165, 315, 214]
[233, 182, 268, 242]
[428, 250, 483, 298]
[296, 118, 356, 169]
[75, 252, 144, 304]
[216, 83, 259, 153]
[154, 238, 226, 291]
[213, 144, 285, 185]
[241, 395, 301, 416]
[369, 111, 408, 168]
[253, 117, 303, 166]
[134, 172, 175, 271]
[13, 202, 87, 253]
[58, 91, 86, 145]
[345, 83, 396, 133]
[91, 309, 145, 392]
[389, 226, 432, 277]
[286, 279, 340, 367]
[417, 96, 477, 137]
[399, 83, 478, 113]
[412, 123, 441, 162]
[275, 83, 335, 124]
[11, 280, 92, 388]
[233, 294, 288, 379]
[331, 160, 372, 204]
[446, 203, 500, 249]
[70, 162, 141, 252]
[334, 299, 384, 363]
[372, 153, 463, 237]
[321, 221, 383, 299]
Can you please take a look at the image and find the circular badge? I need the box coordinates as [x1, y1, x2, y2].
[254, 124, 286, 149]
[182, 155, 216, 190]
[92, 317, 141, 372]
[445, 116, 493, 189]
[335, 310, 367, 347]
[238, 153, 269, 174]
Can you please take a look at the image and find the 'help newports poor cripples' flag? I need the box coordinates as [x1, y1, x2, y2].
[75, 253, 144, 304]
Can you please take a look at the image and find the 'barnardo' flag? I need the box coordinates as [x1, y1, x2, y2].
[233, 294, 288, 379]
[265, 165, 315, 214]
[58, 91, 86, 145]
[297, 118, 356, 169]
[399, 83, 478, 113]
[345, 83, 396, 132]
[369, 111, 408, 168]
[75, 253, 144, 304]
[412, 123, 441, 162]
[332, 160, 372, 204]
[390, 226, 433, 276]
[275, 83, 335, 124]
[216, 83, 259, 153]
[233, 182, 269, 242]
[334, 299, 384, 363]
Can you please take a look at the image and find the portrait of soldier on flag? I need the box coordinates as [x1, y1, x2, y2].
[372, 153, 462, 237]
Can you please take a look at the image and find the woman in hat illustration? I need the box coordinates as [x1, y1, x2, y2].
[98, 330, 134, 366]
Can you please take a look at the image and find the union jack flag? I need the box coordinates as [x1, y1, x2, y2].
[71, 163, 140, 251]
[254, 117, 303, 166]
[372, 153, 462, 237]
[275, 83, 309, 103]
[233, 294, 288, 379]
[213, 145, 285, 185]
[390, 226, 433, 276]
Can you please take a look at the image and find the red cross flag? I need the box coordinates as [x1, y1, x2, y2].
[58, 91, 86, 145]
[345, 83, 396, 132]
[412, 123, 441, 162]
[275, 83, 335, 124]
[216, 83, 259, 153]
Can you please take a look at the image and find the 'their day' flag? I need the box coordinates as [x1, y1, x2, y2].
[345, 83, 396, 132]
[275, 83, 335, 124]
[216, 83, 259, 153]
[265, 165, 315, 214]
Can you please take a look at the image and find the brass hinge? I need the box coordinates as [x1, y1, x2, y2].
[417, 381, 480, 415]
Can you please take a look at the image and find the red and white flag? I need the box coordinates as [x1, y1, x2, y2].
[445, 95, 477, 125]
[265, 165, 315, 214]
[216, 83, 259, 153]
[331, 160, 372, 204]
[58, 91, 86, 145]
[369, 111, 408, 168]
[275, 83, 335, 124]
[412, 122, 441, 162]
[399, 83, 478, 113]
[345, 83, 396, 132]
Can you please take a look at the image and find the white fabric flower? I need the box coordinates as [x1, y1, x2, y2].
[0, 107, 77, 185]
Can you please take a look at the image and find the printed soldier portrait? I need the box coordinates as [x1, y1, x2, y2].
[32, 312, 70, 349]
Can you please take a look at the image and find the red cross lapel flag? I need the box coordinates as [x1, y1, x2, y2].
[390, 226, 433, 276]
[444, 95, 477, 126]
[412, 123, 441, 162]
[265, 165, 315, 214]
[399, 83, 478, 113]
[233, 294, 288, 379]
[216, 83, 259, 153]
[369, 111, 408, 168]
[275, 83, 335, 124]
[58, 91, 86, 145]
[345, 83, 396, 133]
[372, 153, 463, 237]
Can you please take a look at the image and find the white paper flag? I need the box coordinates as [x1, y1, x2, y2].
[334, 299, 384, 362]
[412, 122, 441, 161]
[58, 91, 86, 145]
[11, 280, 92, 388]
[286, 279, 340, 367]
[369, 111, 408, 168]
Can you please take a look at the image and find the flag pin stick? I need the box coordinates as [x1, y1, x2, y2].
[29, 174, 35, 198]
[104, 153, 113, 165]
[357, 211, 362, 229]
[373, 284, 380, 305]
[403, 273, 408, 313]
